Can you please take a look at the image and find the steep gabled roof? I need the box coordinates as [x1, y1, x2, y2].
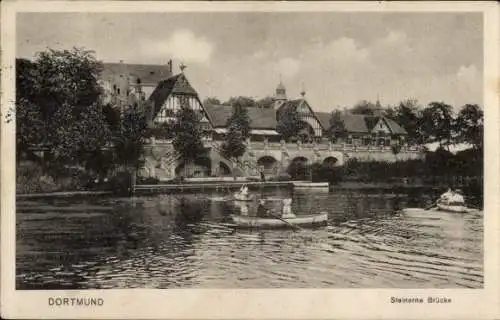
[316, 112, 369, 133]
[315, 112, 332, 130]
[382, 117, 407, 134]
[364, 116, 380, 132]
[365, 116, 407, 134]
[147, 73, 199, 118]
[317, 112, 407, 135]
[277, 99, 326, 130]
[343, 114, 370, 133]
[101, 62, 172, 85]
[204, 104, 277, 130]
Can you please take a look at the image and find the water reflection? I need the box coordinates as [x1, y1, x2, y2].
[16, 188, 483, 289]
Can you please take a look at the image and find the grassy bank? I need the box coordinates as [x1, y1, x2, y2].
[16, 160, 132, 195]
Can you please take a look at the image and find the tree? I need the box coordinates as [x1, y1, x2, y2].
[454, 104, 483, 150]
[383, 106, 398, 120]
[16, 58, 37, 102]
[203, 97, 221, 106]
[256, 96, 275, 109]
[147, 121, 175, 140]
[223, 96, 257, 108]
[16, 59, 47, 158]
[394, 99, 423, 145]
[172, 105, 206, 162]
[421, 102, 454, 148]
[328, 110, 347, 142]
[277, 106, 305, 141]
[15, 98, 46, 158]
[221, 102, 251, 159]
[221, 123, 247, 159]
[15, 49, 108, 171]
[113, 108, 148, 169]
[33, 48, 103, 121]
[349, 100, 377, 115]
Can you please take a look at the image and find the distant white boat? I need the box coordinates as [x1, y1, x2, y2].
[292, 182, 329, 189]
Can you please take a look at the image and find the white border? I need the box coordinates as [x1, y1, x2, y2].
[2, 2, 499, 319]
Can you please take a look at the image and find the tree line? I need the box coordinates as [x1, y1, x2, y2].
[203, 96, 275, 109]
[331, 99, 483, 151]
[13, 48, 483, 189]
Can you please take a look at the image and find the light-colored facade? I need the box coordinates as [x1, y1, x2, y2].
[99, 60, 174, 113]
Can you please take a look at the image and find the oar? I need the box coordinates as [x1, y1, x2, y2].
[425, 201, 438, 210]
[266, 210, 302, 231]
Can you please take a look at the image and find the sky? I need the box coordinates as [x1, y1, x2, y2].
[16, 12, 483, 112]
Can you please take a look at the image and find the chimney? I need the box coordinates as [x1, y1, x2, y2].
[168, 59, 173, 73]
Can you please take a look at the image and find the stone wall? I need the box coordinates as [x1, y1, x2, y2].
[138, 138, 424, 181]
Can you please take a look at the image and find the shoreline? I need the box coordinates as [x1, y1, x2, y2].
[15, 180, 481, 198]
[16, 190, 114, 199]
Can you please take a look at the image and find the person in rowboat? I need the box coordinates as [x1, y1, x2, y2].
[439, 188, 453, 204]
[257, 199, 269, 218]
[449, 189, 465, 205]
[281, 198, 296, 219]
[239, 184, 249, 196]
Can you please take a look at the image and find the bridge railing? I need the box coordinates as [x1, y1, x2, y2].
[144, 138, 422, 155]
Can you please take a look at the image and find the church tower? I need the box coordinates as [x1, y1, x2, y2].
[273, 77, 287, 109]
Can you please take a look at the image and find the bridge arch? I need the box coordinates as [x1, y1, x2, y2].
[291, 156, 310, 165]
[257, 155, 278, 175]
[322, 156, 339, 166]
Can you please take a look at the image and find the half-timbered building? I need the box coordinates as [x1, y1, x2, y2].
[146, 71, 212, 140]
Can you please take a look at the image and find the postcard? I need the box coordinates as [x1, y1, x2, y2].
[1, 1, 499, 319]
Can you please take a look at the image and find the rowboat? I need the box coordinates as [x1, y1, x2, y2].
[292, 182, 329, 189]
[233, 193, 255, 202]
[436, 203, 477, 213]
[230, 212, 328, 228]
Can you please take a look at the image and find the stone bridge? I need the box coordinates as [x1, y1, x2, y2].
[139, 138, 423, 181]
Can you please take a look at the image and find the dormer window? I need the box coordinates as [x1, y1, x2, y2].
[137, 78, 141, 84]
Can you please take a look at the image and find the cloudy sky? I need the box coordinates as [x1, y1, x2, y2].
[16, 12, 483, 112]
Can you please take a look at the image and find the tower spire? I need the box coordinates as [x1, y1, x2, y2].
[300, 82, 306, 98]
[179, 62, 187, 73]
[375, 93, 383, 116]
[274, 75, 287, 109]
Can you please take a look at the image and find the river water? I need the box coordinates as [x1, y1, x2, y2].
[16, 188, 483, 289]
